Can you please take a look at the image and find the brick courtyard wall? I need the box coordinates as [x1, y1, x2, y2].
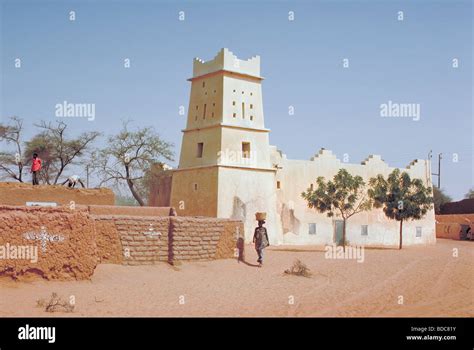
[0, 204, 243, 280]
[0, 205, 97, 281]
[0, 182, 114, 206]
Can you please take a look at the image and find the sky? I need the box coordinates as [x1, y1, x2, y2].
[1, 0, 472, 200]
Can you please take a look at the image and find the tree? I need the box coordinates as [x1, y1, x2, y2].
[25, 121, 100, 184]
[96, 122, 173, 206]
[0, 116, 26, 182]
[301, 168, 372, 250]
[433, 187, 452, 214]
[465, 188, 474, 199]
[368, 169, 433, 250]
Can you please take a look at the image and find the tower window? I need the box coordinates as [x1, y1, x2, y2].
[250, 104, 253, 109]
[233, 89, 236, 93]
[242, 102, 245, 119]
[202, 81, 205, 88]
[250, 116, 253, 121]
[232, 101, 236, 106]
[213, 103, 215, 107]
[361, 225, 368, 236]
[277, 181, 281, 189]
[241, 91, 244, 94]
[250, 92, 253, 96]
[211, 112, 214, 118]
[203, 104, 207, 119]
[196, 105, 198, 110]
[193, 183, 198, 191]
[197, 143, 203, 158]
[233, 113, 236, 118]
[242, 142, 251, 158]
[214, 90, 216, 93]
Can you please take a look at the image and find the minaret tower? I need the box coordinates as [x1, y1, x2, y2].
[170, 48, 281, 243]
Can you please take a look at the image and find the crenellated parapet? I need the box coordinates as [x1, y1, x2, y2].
[192, 48, 261, 79]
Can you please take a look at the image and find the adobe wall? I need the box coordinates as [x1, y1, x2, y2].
[169, 217, 243, 261]
[0, 205, 242, 281]
[271, 147, 436, 246]
[88, 205, 172, 217]
[0, 205, 97, 280]
[0, 182, 114, 206]
[148, 171, 173, 207]
[435, 214, 474, 240]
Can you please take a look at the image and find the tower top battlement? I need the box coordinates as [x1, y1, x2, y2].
[192, 48, 261, 79]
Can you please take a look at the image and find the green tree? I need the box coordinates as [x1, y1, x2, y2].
[433, 187, 452, 214]
[301, 169, 372, 250]
[465, 188, 474, 199]
[96, 122, 173, 206]
[368, 169, 433, 250]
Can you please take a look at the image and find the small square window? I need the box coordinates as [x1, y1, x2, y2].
[232, 101, 236, 106]
[197, 142, 203, 158]
[308, 223, 316, 235]
[361, 225, 368, 236]
[233, 89, 236, 93]
[416, 227, 422, 237]
[277, 181, 281, 189]
[250, 116, 253, 121]
[250, 104, 253, 109]
[233, 113, 236, 118]
[250, 92, 253, 96]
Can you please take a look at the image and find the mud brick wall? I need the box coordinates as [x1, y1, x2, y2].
[435, 214, 474, 240]
[95, 216, 171, 266]
[89, 205, 172, 217]
[0, 182, 114, 206]
[0, 205, 97, 281]
[169, 217, 243, 261]
[0, 205, 243, 280]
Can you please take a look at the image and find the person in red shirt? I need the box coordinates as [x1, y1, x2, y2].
[31, 153, 42, 185]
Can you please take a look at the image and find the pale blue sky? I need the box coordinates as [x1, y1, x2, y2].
[1, 0, 472, 199]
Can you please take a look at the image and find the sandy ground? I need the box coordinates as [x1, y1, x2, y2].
[0, 239, 472, 317]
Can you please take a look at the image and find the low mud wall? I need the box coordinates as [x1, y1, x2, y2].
[0, 206, 97, 280]
[0, 182, 114, 206]
[435, 214, 474, 240]
[0, 205, 243, 280]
